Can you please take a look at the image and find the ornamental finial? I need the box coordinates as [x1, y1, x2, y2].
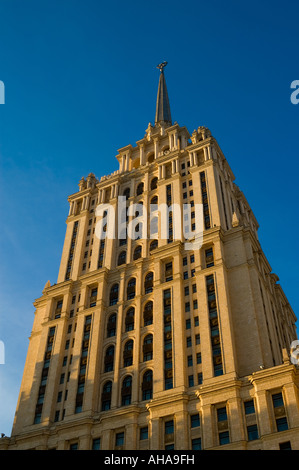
[156, 61, 168, 72]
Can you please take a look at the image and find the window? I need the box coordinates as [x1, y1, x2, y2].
[192, 438, 201, 450]
[123, 340, 134, 367]
[104, 346, 114, 372]
[70, 443, 78, 450]
[272, 392, 288, 431]
[247, 424, 259, 441]
[187, 355, 193, 366]
[136, 182, 144, 196]
[272, 392, 284, 408]
[115, 432, 125, 447]
[217, 407, 228, 422]
[151, 195, 158, 205]
[90, 287, 97, 307]
[244, 400, 255, 415]
[144, 272, 153, 294]
[165, 420, 174, 435]
[140, 427, 148, 440]
[191, 413, 200, 428]
[107, 313, 117, 337]
[276, 417, 288, 432]
[150, 239, 158, 251]
[127, 277, 136, 300]
[123, 187, 130, 200]
[205, 247, 214, 267]
[279, 441, 292, 450]
[184, 286, 189, 296]
[150, 177, 158, 190]
[125, 307, 135, 331]
[109, 284, 119, 305]
[121, 376, 132, 406]
[143, 301, 153, 326]
[219, 431, 230, 445]
[165, 262, 173, 282]
[143, 334, 153, 362]
[142, 370, 153, 400]
[185, 302, 190, 312]
[118, 251, 126, 266]
[101, 381, 112, 411]
[188, 375, 194, 387]
[133, 245, 142, 260]
[92, 438, 101, 450]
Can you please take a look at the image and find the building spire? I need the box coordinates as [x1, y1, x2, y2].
[155, 61, 172, 127]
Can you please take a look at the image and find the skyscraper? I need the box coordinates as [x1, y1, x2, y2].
[1, 63, 299, 451]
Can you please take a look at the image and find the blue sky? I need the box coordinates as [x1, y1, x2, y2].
[0, 0, 298, 436]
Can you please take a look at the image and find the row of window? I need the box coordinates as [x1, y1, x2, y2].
[65, 393, 291, 449]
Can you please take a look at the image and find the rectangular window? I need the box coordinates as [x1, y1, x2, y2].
[219, 431, 230, 446]
[244, 400, 255, 415]
[276, 417, 288, 432]
[247, 424, 259, 441]
[92, 438, 101, 450]
[115, 432, 125, 447]
[192, 438, 201, 450]
[217, 407, 228, 422]
[165, 420, 174, 435]
[191, 413, 200, 428]
[205, 248, 214, 267]
[188, 375, 194, 387]
[140, 427, 148, 441]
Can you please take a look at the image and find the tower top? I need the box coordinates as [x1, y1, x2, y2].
[155, 61, 172, 127]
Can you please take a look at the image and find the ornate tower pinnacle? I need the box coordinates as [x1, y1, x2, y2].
[155, 61, 172, 127]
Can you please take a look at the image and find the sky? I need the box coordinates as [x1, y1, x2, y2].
[0, 0, 298, 437]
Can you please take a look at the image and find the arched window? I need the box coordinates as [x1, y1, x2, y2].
[144, 272, 153, 294]
[150, 239, 158, 251]
[136, 182, 144, 196]
[150, 177, 158, 191]
[133, 245, 142, 260]
[127, 278, 136, 300]
[142, 370, 153, 400]
[118, 251, 126, 266]
[123, 187, 130, 200]
[109, 284, 119, 306]
[104, 345, 114, 372]
[101, 380, 112, 411]
[121, 375, 132, 406]
[143, 334, 153, 361]
[107, 313, 117, 337]
[123, 339, 134, 367]
[150, 195, 158, 205]
[143, 301, 153, 326]
[125, 307, 135, 331]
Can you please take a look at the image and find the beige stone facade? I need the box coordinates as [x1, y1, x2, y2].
[1, 74, 299, 451]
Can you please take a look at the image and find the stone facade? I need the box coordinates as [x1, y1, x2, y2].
[1, 76, 298, 451]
